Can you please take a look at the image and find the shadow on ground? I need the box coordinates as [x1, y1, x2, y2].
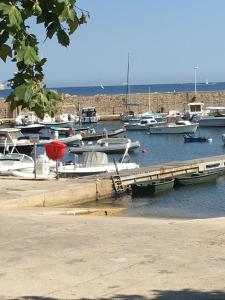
[6, 289, 225, 300]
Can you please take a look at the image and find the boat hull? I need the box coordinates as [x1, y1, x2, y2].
[132, 178, 175, 195]
[58, 162, 139, 177]
[82, 128, 126, 140]
[199, 117, 225, 127]
[149, 124, 198, 134]
[69, 141, 140, 154]
[16, 124, 45, 134]
[175, 172, 218, 186]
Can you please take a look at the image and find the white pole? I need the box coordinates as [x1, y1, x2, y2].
[148, 86, 151, 112]
[194, 66, 198, 96]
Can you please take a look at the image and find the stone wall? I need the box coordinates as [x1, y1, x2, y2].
[62, 91, 225, 115]
[1, 91, 225, 118]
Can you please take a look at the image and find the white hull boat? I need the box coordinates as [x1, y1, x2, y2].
[149, 121, 198, 134]
[125, 115, 166, 131]
[57, 151, 139, 177]
[0, 153, 56, 178]
[198, 116, 225, 127]
[69, 138, 140, 154]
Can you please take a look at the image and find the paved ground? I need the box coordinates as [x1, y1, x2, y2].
[1, 209, 225, 299]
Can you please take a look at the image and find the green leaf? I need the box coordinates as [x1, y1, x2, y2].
[57, 28, 70, 47]
[68, 19, 78, 34]
[16, 45, 40, 66]
[0, 44, 12, 62]
[0, 31, 9, 45]
[47, 21, 60, 39]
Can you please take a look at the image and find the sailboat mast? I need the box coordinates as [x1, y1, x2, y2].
[125, 53, 130, 110]
[148, 86, 151, 112]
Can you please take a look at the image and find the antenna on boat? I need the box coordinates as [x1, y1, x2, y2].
[194, 66, 198, 97]
[125, 53, 130, 110]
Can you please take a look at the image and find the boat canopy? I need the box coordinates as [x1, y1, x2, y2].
[81, 152, 109, 167]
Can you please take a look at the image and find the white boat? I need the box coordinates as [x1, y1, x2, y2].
[0, 128, 36, 154]
[69, 137, 140, 154]
[0, 152, 56, 178]
[51, 128, 82, 145]
[197, 107, 225, 127]
[125, 115, 166, 130]
[57, 151, 139, 177]
[15, 112, 45, 133]
[39, 113, 74, 127]
[15, 111, 38, 125]
[149, 120, 198, 134]
[185, 103, 225, 127]
[79, 107, 100, 123]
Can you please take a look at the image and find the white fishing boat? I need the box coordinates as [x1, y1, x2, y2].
[197, 107, 225, 127]
[79, 107, 100, 123]
[57, 151, 139, 177]
[149, 120, 198, 134]
[69, 137, 140, 154]
[125, 115, 166, 130]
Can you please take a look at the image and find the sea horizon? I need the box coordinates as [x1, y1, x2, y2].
[0, 81, 225, 98]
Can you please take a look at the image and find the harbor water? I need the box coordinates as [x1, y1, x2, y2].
[69, 121, 225, 219]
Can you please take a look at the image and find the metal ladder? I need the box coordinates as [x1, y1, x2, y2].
[111, 174, 126, 194]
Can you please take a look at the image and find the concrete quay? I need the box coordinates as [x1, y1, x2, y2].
[0, 176, 112, 210]
[1, 210, 225, 299]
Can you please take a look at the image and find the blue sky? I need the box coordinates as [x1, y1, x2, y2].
[1, 0, 225, 87]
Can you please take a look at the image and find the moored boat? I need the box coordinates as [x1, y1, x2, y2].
[149, 120, 198, 134]
[132, 178, 175, 195]
[184, 134, 212, 143]
[69, 137, 140, 154]
[57, 151, 139, 177]
[175, 171, 219, 186]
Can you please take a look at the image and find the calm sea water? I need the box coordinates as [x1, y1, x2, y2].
[68, 121, 225, 220]
[0, 81, 225, 98]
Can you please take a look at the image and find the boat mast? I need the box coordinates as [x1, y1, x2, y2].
[148, 86, 151, 112]
[125, 53, 130, 110]
[194, 66, 198, 98]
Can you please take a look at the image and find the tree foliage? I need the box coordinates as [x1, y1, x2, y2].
[0, 0, 89, 118]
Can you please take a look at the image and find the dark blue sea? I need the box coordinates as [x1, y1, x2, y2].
[65, 121, 225, 220]
[0, 81, 225, 98]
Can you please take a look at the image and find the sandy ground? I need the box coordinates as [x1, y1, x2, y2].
[1, 208, 225, 299]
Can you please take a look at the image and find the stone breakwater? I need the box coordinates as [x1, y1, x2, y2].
[1, 90, 225, 118]
[63, 91, 225, 115]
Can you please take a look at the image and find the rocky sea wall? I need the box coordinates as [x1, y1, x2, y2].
[1, 90, 225, 118]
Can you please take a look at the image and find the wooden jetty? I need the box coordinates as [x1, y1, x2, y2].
[109, 155, 225, 193]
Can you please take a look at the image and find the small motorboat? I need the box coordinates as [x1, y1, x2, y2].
[16, 123, 46, 134]
[81, 128, 126, 141]
[132, 178, 175, 195]
[184, 134, 212, 143]
[0, 152, 56, 178]
[149, 120, 199, 134]
[57, 151, 139, 177]
[125, 115, 166, 131]
[69, 137, 140, 154]
[175, 171, 219, 186]
[0, 128, 50, 155]
[50, 126, 89, 136]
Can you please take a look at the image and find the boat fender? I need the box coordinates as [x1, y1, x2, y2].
[142, 149, 148, 154]
[80, 131, 86, 137]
